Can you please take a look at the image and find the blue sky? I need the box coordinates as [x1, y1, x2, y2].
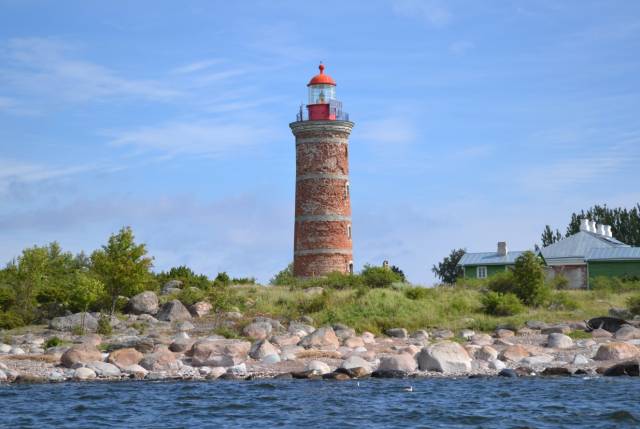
[1, 0, 639, 284]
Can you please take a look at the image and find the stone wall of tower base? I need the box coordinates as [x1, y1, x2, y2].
[293, 253, 352, 277]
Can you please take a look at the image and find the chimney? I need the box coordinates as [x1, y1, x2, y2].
[497, 241, 507, 257]
[579, 218, 590, 232]
[589, 220, 597, 232]
[597, 224, 606, 235]
[604, 225, 613, 238]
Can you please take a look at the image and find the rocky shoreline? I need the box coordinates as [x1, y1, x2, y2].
[3, 307, 640, 384]
[2, 287, 640, 384]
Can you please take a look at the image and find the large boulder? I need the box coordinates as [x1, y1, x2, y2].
[189, 301, 212, 318]
[139, 346, 178, 371]
[242, 322, 272, 340]
[379, 353, 418, 373]
[417, 341, 472, 373]
[108, 348, 144, 369]
[271, 334, 301, 348]
[385, 328, 408, 339]
[126, 291, 159, 315]
[191, 339, 251, 367]
[476, 346, 499, 361]
[341, 355, 372, 374]
[249, 339, 279, 360]
[87, 361, 122, 377]
[470, 334, 493, 346]
[161, 280, 183, 295]
[614, 325, 640, 340]
[499, 345, 530, 362]
[74, 367, 97, 380]
[61, 343, 103, 368]
[156, 300, 192, 322]
[305, 360, 332, 375]
[546, 333, 573, 349]
[299, 327, 340, 350]
[594, 342, 640, 361]
[50, 313, 98, 332]
[343, 337, 365, 348]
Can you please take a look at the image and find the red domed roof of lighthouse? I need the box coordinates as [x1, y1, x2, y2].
[307, 63, 336, 86]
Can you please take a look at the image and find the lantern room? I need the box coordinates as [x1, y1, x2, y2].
[304, 63, 347, 121]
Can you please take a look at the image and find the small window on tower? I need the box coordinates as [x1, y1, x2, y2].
[344, 182, 350, 199]
[347, 224, 352, 239]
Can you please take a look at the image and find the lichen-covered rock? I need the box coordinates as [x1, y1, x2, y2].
[108, 348, 144, 369]
[242, 322, 272, 340]
[191, 339, 251, 367]
[189, 301, 212, 318]
[126, 291, 159, 315]
[385, 328, 408, 339]
[61, 343, 103, 368]
[614, 325, 640, 340]
[249, 339, 279, 360]
[87, 361, 122, 377]
[499, 345, 530, 362]
[299, 327, 340, 350]
[156, 300, 192, 322]
[305, 360, 331, 375]
[546, 333, 573, 349]
[476, 345, 499, 361]
[594, 342, 640, 361]
[139, 346, 178, 371]
[74, 367, 97, 380]
[379, 353, 418, 373]
[417, 341, 472, 373]
[470, 333, 493, 346]
[50, 313, 98, 332]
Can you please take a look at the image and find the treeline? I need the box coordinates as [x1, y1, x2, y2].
[0, 227, 254, 329]
[541, 204, 640, 246]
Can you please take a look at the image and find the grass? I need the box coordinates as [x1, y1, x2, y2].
[230, 284, 633, 335]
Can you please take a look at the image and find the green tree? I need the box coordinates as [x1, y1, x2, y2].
[390, 265, 406, 282]
[270, 263, 295, 286]
[91, 226, 153, 314]
[157, 265, 211, 290]
[432, 248, 465, 284]
[544, 204, 640, 246]
[540, 225, 563, 247]
[361, 264, 402, 288]
[512, 251, 549, 306]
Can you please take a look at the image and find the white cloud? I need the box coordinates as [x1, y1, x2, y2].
[108, 120, 275, 159]
[0, 37, 180, 103]
[170, 59, 224, 74]
[391, 0, 451, 27]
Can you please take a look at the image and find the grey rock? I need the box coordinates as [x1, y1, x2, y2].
[243, 321, 273, 340]
[87, 361, 122, 377]
[161, 280, 183, 295]
[546, 333, 573, 349]
[126, 291, 159, 315]
[74, 367, 97, 380]
[249, 339, 279, 360]
[50, 313, 98, 332]
[156, 300, 192, 323]
[378, 353, 417, 373]
[417, 341, 472, 373]
[385, 328, 408, 339]
[299, 327, 340, 350]
[305, 360, 331, 375]
[261, 354, 281, 364]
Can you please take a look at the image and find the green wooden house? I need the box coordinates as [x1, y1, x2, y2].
[458, 242, 525, 279]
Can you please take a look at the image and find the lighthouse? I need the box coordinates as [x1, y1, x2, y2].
[290, 64, 354, 278]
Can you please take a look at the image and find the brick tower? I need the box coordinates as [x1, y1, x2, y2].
[290, 64, 354, 278]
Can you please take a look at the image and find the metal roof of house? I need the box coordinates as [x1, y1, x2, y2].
[540, 231, 628, 261]
[585, 247, 640, 261]
[458, 251, 526, 266]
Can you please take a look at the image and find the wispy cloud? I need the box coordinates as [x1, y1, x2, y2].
[391, 0, 451, 27]
[170, 59, 224, 74]
[108, 120, 275, 159]
[0, 158, 102, 193]
[0, 37, 180, 103]
[0, 95, 37, 115]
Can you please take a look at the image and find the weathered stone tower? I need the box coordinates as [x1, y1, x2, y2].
[290, 64, 354, 278]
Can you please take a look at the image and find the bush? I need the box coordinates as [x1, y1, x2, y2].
[213, 272, 231, 287]
[549, 274, 570, 290]
[481, 292, 525, 316]
[177, 287, 206, 306]
[627, 295, 640, 316]
[591, 276, 640, 292]
[404, 287, 432, 300]
[487, 271, 515, 294]
[97, 315, 113, 336]
[0, 310, 24, 330]
[548, 291, 579, 311]
[45, 336, 63, 348]
[361, 265, 403, 288]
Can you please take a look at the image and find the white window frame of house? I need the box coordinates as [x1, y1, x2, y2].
[477, 266, 488, 279]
